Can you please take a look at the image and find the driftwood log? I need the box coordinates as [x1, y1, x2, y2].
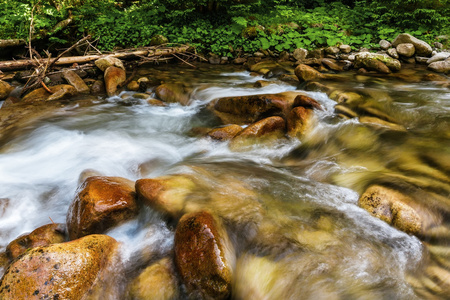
[0, 45, 191, 71]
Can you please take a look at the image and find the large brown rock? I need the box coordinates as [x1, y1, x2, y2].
[135, 176, 196, 219]
[392, 33, 432, 57]
[127, 257, 179, 300]
[294, 64, 325, 82]
[0, 80, 13, 100]
[6, 223, 65, 261]
[0, 234, 118, 300]
[155, 83, 191, 106]
[358, 185, 441, 235]
[62, 69, 90, 94]
[175, 211, 235, 300]
[230, 116, 286, 150]
[206, 124, 243, 141]
[293, 94, 323, 111]
[212, 91, 304, 125]
[66, 176, 138, 240]
[287, 106, 314, 138]
[22, 84, 77, 103]
[104, 66, 126, 97]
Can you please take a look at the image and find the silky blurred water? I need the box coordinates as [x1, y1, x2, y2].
[1, 64, 449, 299]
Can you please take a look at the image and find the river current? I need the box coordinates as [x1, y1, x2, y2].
[0, 63, 449, 299]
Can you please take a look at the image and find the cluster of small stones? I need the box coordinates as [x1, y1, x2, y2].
[207, 33, 450, 75]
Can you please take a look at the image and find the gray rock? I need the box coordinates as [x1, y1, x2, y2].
[339, 45, 352, 54]
[62, 69, 90, 94]
[428, 60, 450, 74]
[354, 52, 401, 73]
[392, 33, 432, 56]
[379, 39, 391, 50]
[292, 48, 308, 61]
[434, 42, 443, 49]
[95, 56, 125, 72]
[427, 52, 450, 64]
[415, 56, 429, 64]
[388, 48, 399, 59]
[325, 46, 340, 55]
[396, 43, 415, 57]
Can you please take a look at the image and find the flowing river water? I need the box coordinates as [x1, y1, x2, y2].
[0, 63, 449, 299]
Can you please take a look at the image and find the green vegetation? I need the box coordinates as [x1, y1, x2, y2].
[0, 0, 449, 56]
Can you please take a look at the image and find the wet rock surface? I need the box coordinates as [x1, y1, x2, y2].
[66, 176, 138, 240]
[5, 223, 65, 261]
[175, 211, 235, 300]
[0, 234, 119, 300]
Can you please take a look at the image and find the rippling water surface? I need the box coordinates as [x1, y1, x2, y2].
[0, 64, 449, 299]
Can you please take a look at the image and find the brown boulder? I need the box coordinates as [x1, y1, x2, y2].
[358, 185, 441, 235]
[127, 80, 140, 91]
[22, 84, 77, 103]
[62, 69, 90, 94]
[135, 175, 196, 218]
[175, 211, 235, 300]
[230, 116, 286, 150]
[155, 83, 191, 106]
[287, 106, 314, 138]
[293, 94, 323, 110]
[104, 66, 126, 97]
[66, 176, 138, 240]
[0, 80, 14, 100]
[212, 91, 304, 125]
[127, 257, 179, 300]
[206, 124, 242, 141]
[0, 234, 118, 300]
[6, 223, 65, 261]
[294, 64, 325, 82]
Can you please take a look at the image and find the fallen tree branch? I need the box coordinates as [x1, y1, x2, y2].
[0, 45, 190, 71]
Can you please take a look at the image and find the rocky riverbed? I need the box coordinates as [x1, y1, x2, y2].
[0, 33, 449, 299]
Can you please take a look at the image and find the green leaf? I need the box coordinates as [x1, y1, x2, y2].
[259, 37, 270, 49]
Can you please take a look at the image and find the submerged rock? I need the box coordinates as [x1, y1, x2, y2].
[175, 211, 235, 300]
[358, 185, 441, 236]
[6, 223, 65, 261]
[230, 116, 286, 150]
[127, 257, 179, 300]
[212, 91, 303, 124]
[135, 175, 196, 218]
[155, 83, 191, 106]
[66, 176, 138, 240]
[206, 124, 243, 141]
[0, 234, 119, 299]
[287, 106, 314, 138]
